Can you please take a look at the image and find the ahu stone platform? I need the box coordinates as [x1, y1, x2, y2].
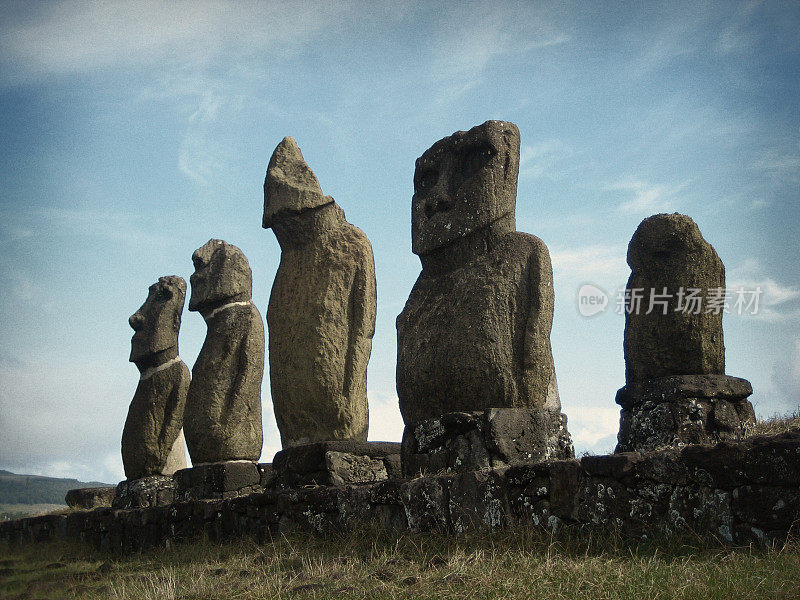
[2, 431, 799, 553]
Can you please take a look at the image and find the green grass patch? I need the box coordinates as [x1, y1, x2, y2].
[1, 526, 798, 599]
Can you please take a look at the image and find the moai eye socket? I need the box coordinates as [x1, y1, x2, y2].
[416, 167, 439, 191]
[461, 142, 496, 176]
[192, 255, 204, 271]
[156, 285, 173, 301]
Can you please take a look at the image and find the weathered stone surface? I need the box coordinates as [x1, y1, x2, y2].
[624, 213, 725, 382]
[65, 487, 115, 510]
[447, 469, 509, 532]
[397, 120, 562, 425]
[264, 137, 376, 447]
[617, 215, 755, 453]
[174, 461, 262, 501]
[262, 137, 332, 227]
[402, 408, 573, 477]
[113, 475, 176, 509]
[185, 239, 264, 463]
[272, 441, 401, 487]
[616, 375, 756, 453]
[4, 432, 800, 551]
[616, 374, 753, 408]
[123, 276, 189, 479]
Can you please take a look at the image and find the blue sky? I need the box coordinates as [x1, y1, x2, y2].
[0, 1, 798, 484]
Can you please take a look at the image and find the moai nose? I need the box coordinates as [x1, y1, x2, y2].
[129, 312, 145, 331]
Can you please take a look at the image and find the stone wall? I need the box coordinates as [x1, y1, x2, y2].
[2, 431, 798, 553]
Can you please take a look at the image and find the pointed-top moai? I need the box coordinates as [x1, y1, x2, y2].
[184, 239, 265, 463]
[616, 213, 755, 452]
[264, 137, 376, 448]
[122, 276, 189, 480]
[397, 120, 572, 475]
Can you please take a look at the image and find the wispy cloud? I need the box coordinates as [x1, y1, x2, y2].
[607, 178, 687, 214]
[177, 92, 227, 186]
[424, 2, 568, 102]
[551, 244, 628, 285]
[519, 139, 574, 179]
[0, 0, 350, 83]
[728, 258, 800, 321]
[751, 150, 800, 183]
[567, 406, 619, 454]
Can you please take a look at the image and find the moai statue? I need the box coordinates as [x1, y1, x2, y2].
[615, 213, 755, 452]
[184, 239, 265, 463]
[624, 213, 725, 381]
[397, 120, 572, 475]
[122, 276, 189, 480]
[263, 137, 376, 448]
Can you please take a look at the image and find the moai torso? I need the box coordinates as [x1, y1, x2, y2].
[264, 138, 376, 447]
[396, 121, 560, 425]
[122, 276, 189, 480]
[184, 239, 264, 463]
[624, 213, 725, 382]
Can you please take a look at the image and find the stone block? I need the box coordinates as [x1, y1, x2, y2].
[113, 475, 176, 509]
[615, 375, 756, 453]
[174, 461, 261, 501]
[271, 441, 401, 487]
[402, 408, 573, 477]
[65, 487, 116, 510]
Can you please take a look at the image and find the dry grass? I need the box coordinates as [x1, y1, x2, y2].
[752, 411, 800, 437]
[1, 526, 799, 599]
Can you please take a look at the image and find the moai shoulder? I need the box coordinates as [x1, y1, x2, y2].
[122, 276, 189, 480]
[264, 137, 376, 448]
[184, 239, 264, 464]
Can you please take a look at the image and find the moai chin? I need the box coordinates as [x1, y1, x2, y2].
[122, 276, 189, 480]
[615, 213, 755, 452]
[264, 137, 376, 448]
[397, 121, 572, 475]
[184, 239, 265, 463]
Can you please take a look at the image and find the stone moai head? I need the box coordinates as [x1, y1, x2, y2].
[129, 276, 186, 364]
[262, 136, 333, 229]
[627, 213, 708, 273]
[188, 239, 253, 313]
[411, 120, 521, 256]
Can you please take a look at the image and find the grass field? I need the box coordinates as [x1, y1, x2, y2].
[1, 526, 799, 599]
[0, 504, 66, 521]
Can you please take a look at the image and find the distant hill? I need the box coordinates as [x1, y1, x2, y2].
[0, 470, 113, 505]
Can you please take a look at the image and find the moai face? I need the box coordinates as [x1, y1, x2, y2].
[129, 276, 186, 364]
[627, 213, 705, 272]
[188, 239, 253, 313]
[262, 136, 332, 229]
[411, 120, 521, 256]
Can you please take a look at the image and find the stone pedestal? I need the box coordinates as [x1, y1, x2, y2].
[401, 408, 573, 478]
[615, 374, 756, 453]
[65, 487, 115, 510]
[173, 461, 262, 501]
[113, 475, 176, 509]
[271, 441, 401, 488]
